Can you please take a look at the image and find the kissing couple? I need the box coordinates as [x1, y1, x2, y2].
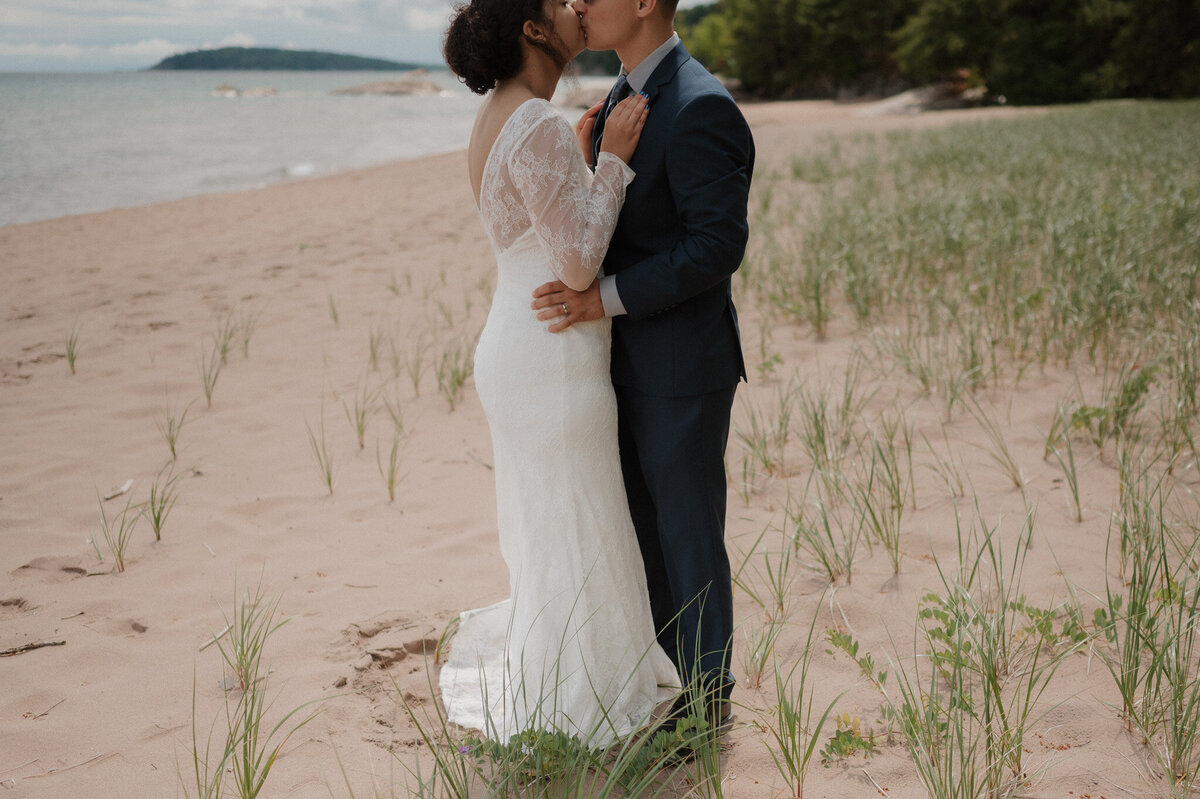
[438, 0, 755, 749]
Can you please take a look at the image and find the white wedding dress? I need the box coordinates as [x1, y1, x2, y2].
[440, 98, 677, 747]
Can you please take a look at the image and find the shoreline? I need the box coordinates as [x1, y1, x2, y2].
[1, 96, 1041, 234]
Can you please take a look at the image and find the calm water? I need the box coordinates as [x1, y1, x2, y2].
[0, 70, 488, 227]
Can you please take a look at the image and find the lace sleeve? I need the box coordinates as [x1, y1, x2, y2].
[507, 107, 634, 291]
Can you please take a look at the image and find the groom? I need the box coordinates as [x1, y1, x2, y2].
[531, 0, 754, 724]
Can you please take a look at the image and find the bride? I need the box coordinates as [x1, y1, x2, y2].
[438, 0, 678, 747]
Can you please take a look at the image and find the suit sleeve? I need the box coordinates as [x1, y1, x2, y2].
[612, 92, 753, 319]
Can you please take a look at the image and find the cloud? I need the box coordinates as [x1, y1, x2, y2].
[0, 0, 453, 69]
[405, 6, 449, 33]
[214, 32, 257, 48]
[0, 41, 86, 59]
[107, 38, 184, 59]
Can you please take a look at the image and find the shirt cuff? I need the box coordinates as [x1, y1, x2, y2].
[599, 275, 627, 317]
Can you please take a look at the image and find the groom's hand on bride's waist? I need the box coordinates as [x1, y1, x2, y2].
[532, 281, 603, 333]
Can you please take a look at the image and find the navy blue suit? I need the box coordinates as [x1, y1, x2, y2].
[593, 41, 754, 700]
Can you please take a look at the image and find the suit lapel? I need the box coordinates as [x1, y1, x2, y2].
[641, 40, 691, 103]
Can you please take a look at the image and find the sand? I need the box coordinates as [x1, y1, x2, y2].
[0, 98, 1171, 798]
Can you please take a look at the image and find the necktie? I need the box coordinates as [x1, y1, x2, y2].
[591, 73, 630, 167]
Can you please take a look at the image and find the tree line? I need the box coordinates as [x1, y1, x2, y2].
[669, 0, 1199, 103]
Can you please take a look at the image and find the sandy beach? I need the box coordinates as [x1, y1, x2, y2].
[0, 97, 1186, 798]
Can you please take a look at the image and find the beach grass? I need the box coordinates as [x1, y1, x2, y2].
[184, 580, 322, 799]
[199, 341, 223, 408]
[65, 320, 81, 375]
[435, 334, 476, 412]
[765, 610, 842, 799]
[97, 492, 140, 573]
[156, 400, 194, 462]
[306, 400, 334, 494]
[142, 463, 182, 541]
[342, 375, 377, 450]
[377, 431, 407, 502]
[744, 102, 1200, 375]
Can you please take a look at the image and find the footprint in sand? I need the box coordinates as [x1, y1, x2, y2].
[14, 557, 88, 583]
[333, 614, 442, 682]
[1, 597, 32, 619]
[89, 617, 149, 636]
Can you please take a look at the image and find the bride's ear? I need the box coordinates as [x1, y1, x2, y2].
[523, 20, 548, 45]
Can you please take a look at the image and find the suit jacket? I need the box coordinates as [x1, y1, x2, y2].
[596, 41, 754, 397]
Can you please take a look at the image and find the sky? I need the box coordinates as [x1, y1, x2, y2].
[0, 0, 707, 72]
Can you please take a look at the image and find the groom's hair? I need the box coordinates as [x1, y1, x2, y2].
[656, 0, 680, 18]
[444, 0, 569, 95]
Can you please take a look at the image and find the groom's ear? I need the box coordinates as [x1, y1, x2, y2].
[634, 0, 658, 19]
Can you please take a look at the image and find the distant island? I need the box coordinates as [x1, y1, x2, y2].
[151, 47, 427, 71]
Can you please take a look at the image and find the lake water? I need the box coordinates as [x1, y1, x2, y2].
[0, 70, 494, 227]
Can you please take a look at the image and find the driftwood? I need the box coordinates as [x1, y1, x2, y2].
[0, 640, 65, 657]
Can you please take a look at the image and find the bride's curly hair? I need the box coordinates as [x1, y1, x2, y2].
[444, 0, 571, 95]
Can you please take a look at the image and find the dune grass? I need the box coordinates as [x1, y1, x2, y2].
[184, 580, 322, 799]
[97, 492, 140, 573]
[65, 320, 81, 375]
[142, 463, 182, 541]
[306, 399, 334, 494]
[157, 400, 194, 462]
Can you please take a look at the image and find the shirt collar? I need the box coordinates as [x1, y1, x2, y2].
[623, 32, 680, 94]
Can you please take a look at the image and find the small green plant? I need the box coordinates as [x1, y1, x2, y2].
[792, 495, 863, 587]
[214, 579, 286, 694]
[157, 400, 194, 461]
[97, 492, 139, 573]
[380, 383, 406, 435]
[65, 321, 81, 375]
[199, 341, 223, 408]
[238, 309, 260, 358]
[367, 324, 386, 372]
[435, 336, 475, 412]
[732, 522, 799, 620]
[734, 380, 796, 496]
[202, 580, 322, 799]
[894, 503, 1073, 799]
[922, 430, 966, 499]
[820, 713, 877, 766]
[741, 612, 788, 689]
[183, 672, 232, 799]
[765, 610, 843, 799]
[327, 292, 340, 327]
[403, 334, 430, 396]
[1049, 428, 1084, 523]
[1094, 483, 1200, 793]
[306, 403, 334, 494]
[966, 398, 1026, 489]
[1069, 362, 1159, 450]
[376, 432, 406, 502]
[755, 325, 784, 380]
[214, 312, 238, 365]
[143, 464, 182, 541]
[342, 377, 376, 449]
[826, 630, 887, 689]
[846, 430, 908, 575]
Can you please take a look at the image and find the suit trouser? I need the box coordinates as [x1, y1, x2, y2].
[615, 382, 737, 700]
